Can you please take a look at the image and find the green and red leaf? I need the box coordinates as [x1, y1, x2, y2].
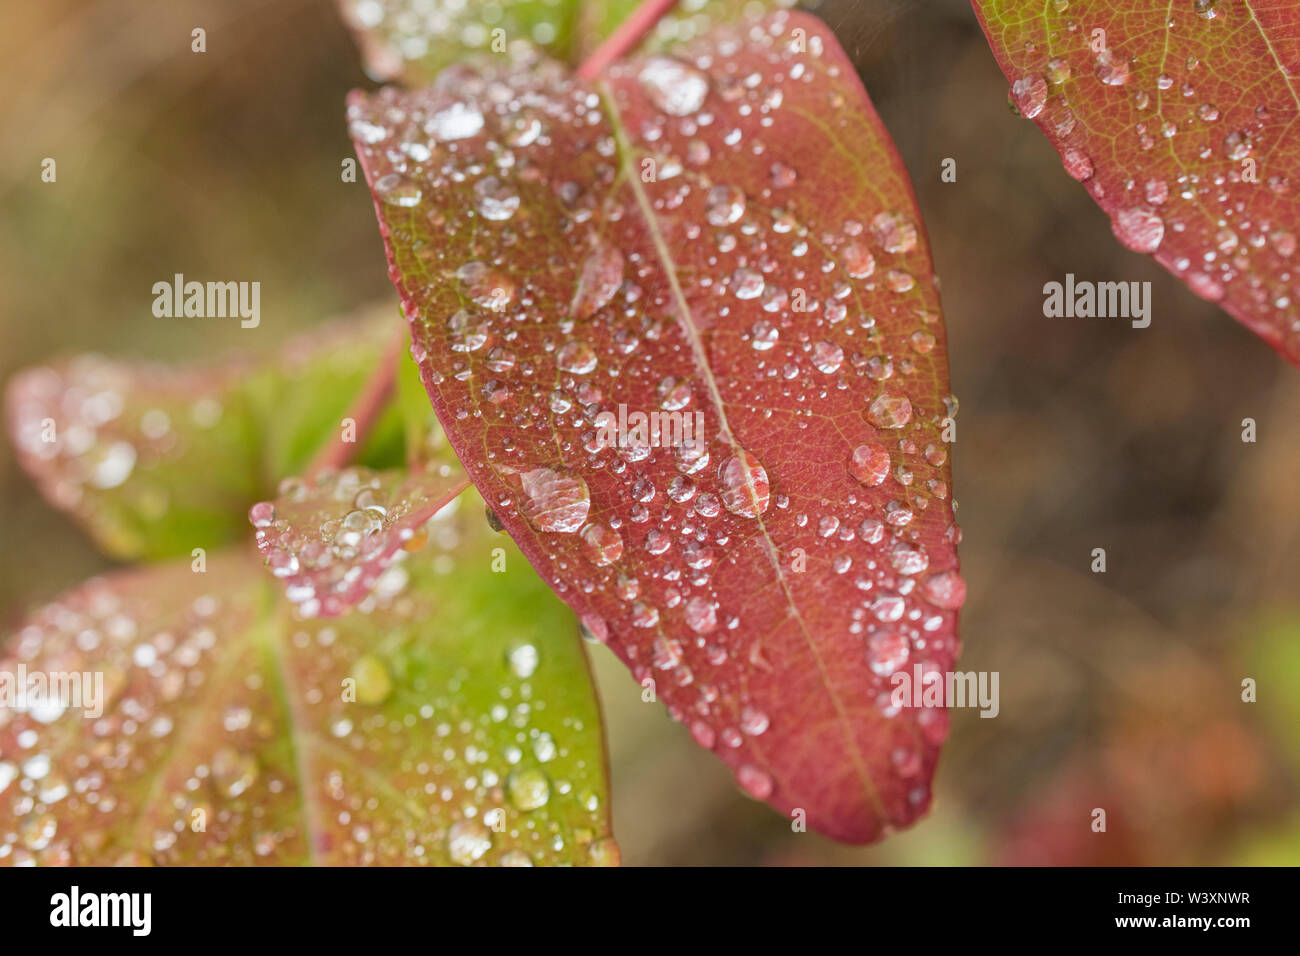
[250, 465, 470, 617]
[973, 0, 1300, 365]
[0, 503, 615, 866]
[350, 10, 962, 842]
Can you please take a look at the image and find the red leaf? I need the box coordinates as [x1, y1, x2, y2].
[973, 0, 1300, 365]
[250, 465, 470, 617]
[349, 10, 962, 842]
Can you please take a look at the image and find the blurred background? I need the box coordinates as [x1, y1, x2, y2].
[2, 0, 1297, 865]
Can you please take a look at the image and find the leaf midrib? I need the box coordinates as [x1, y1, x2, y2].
[596, 76, 888, 824]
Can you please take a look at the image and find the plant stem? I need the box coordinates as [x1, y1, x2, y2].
[576, 0, 679, 80]
[308, 324, 407, 479]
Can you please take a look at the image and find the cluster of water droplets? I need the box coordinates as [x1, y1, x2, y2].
[1, 501, 615, 865]
[348, 11, 963, 814]
[1006, 1, 1298, 339]
[249, 466, 464, 618]
[0, 563, 303, 865]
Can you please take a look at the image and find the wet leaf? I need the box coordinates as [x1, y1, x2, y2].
[338, 0, 779, 86]
[973, 0, 1300, 365]
[0, 500, 615, 866]
[350, 10, 962, 842]
[5, 309, 402, 562]
[250, 464, 470, 617]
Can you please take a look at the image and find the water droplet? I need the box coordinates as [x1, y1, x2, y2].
[812, 341, 844, 373]
[736, 764, 773, 799]
[731, 268, 765, 299]
[374, 173, 422, 207]
[351, 654, 392, 705]
[518, 467, 590, 533]
[871, 212, 919, 254]
[1010, 74, 1048, 118]
[843, 241, 876, 279]
[88, 441, 136, 489]
[507, 768, 551, 811]
[1113, 206, 1165, 253]
[447, 818, 492, 864]
[849, 443, 891, 486]
[211, 747, 258, 798]
[572, 242, 624, 319]
[1094, 50, 1130, 86]
[740, 707, 769, 736]
[921, 570, 967, 610]
[249, 501, 276, 529]
[427, 102, 484, 140]
[474, 176, 519, 221]
[684, 595, 717, 633]
[557, 341, 598, 374]
[867, 394, 912, 429]
[1062, 148, 1093, 181]
[718, 451, 770, 518]
[750, 320, 779, 351]
[706, 185, 746, 226]
[866, 630, 910, 676]
[638, 56, 710, 116]
[507, 641, 539, 678]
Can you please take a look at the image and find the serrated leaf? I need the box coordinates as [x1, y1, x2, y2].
[250, 465, 470, 617]
[0, 502, 615, 866]
[338, 0, 779, 86]
[973, 0, 1300, 365]
[5, 310, 401, 562]
[349, 10, 963, 843]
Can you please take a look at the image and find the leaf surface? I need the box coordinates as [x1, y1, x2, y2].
[251, 464, 470, 617]
[349, 10, 963, 842]
[0, 505, 614, 866]
[5, 310, 402, 561]
[973, 0, 1300, 364]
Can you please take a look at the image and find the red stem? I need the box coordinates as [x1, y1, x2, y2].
[576, 0, 679, 80]
[307, 325, 407, 479]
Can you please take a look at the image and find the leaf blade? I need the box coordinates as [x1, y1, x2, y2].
[350, 10, 963, 842]
[973, 0, 1300, 364]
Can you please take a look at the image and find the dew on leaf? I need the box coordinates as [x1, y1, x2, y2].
[718, 451, 770, 518]
[518, 467, 591, 533]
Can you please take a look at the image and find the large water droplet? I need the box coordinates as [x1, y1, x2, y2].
[427, 102, 484, 141]
[572, 242, 624, 319]
[374, 173, 422, 207]
[849, 443, 891, 486]
[867, 394, 912, 429]
[638, 56, 710, 116]
[1112, 206, 1165, 253]
[1010, 74, 1048, 119]
[518, 467, 590, 533]
[718, 451, 770, 518]
[866, 630, 910, 676]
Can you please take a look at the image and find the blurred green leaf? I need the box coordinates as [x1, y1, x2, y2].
[5, 308, 403, 562]
[1243, 612, 1300, 774]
